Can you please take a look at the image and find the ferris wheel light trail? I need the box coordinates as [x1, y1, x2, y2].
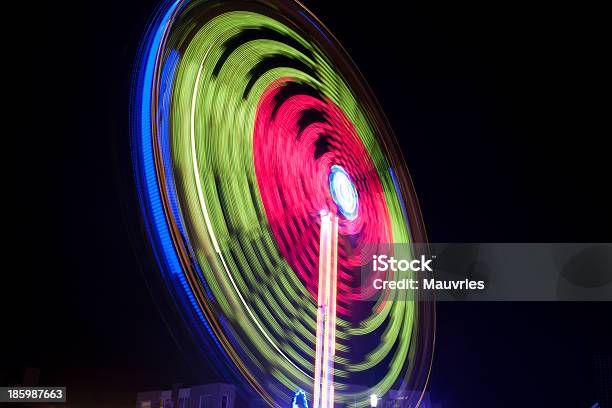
[132, 1, 435, 406]
[314, 211, 338, 408]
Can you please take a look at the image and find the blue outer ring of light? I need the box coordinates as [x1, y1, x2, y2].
[329, 165, 359, 220]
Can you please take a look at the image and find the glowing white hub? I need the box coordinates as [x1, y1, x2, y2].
[329, 165, 358, 220]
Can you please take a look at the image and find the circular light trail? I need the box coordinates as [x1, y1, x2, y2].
[131, 0, 435, 406]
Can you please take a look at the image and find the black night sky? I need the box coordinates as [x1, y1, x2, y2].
[6, 0, 611, 407]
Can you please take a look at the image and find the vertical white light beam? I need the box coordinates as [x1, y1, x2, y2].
[313, 212, 338, 408]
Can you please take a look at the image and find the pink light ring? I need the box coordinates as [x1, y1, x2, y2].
[253, 79, 393, 313]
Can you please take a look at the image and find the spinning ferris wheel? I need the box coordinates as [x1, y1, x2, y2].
[132, 0, 435, 406]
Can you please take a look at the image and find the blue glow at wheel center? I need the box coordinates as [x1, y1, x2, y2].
[329, 165, 359, 220]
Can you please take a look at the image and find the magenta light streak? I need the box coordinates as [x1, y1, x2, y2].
[253, 80, 393, 317]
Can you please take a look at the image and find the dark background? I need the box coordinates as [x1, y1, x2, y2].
[6, 0, 611, 407]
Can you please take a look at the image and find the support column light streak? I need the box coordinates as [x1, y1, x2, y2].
[314, 212, 338, 408]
